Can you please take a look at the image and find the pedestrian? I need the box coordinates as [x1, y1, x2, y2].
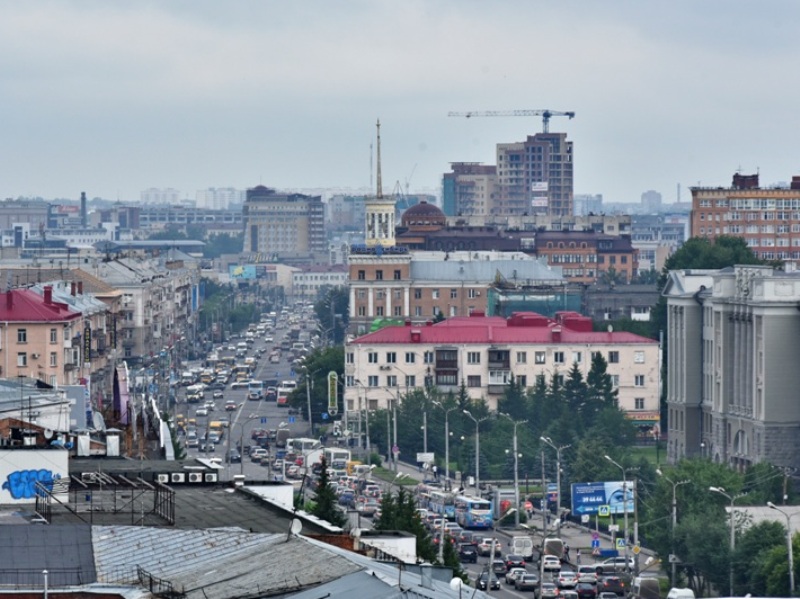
[432, 464, 438, 481]
[576, 548, 581, 565]
[564, 543, 570, 562]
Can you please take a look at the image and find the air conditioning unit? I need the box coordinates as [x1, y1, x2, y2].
[205, 473, 218, 483]
[475, 291, 481, 296]
[31, 353, 40, 360]
[188, 472, 203, 483]
[171, 473, 185, 484]
[156, 474, 169, 484]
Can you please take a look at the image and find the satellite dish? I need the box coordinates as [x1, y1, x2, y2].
[290, 519, 302, 536]
[44, 429, 54, 439]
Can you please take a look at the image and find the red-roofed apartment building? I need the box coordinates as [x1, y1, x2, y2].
[0, 288, 82, 385]
[344, 311, 660, 425]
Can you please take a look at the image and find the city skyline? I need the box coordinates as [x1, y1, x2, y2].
[1, 1, 798, 204]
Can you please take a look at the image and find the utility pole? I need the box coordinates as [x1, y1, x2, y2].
[542, 437, 571, 534]
[502, 413, 526, 529]
[423, 410, 428, 454]
[541, 450, 548, 534]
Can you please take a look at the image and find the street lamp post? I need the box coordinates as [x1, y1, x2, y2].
[434, 400, 457, 491]
[709, 486, 747, 597]
[768, 501, 798, 596]
[542, 437, 571, 534]
[463, 410, 489, 496]
[657, 469, 690, 587]
[605, 455, 632, 573]
[501, 413, 527, 529]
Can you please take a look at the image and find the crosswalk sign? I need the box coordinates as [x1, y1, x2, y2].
[616, 538, 626, 550]
[598, 505, 610, 517]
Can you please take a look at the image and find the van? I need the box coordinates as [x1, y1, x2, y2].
[631, 576, 661, 599]
[667, 589, 695, 599]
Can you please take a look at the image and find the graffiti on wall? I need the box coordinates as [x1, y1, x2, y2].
[2, 469, 62, 500]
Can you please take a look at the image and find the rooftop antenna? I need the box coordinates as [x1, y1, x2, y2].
[376, 119, 383, 199]
[369, 141, 373, 190]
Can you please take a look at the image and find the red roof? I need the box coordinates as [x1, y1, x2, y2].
[0, 289, 81, 322]
[351, 312, 655, 346]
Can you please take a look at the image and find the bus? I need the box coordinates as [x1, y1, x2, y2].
[200, 369, 215, 384]
[428, 490, 456, 520]
[287, 437, 321, 454]
[324, 447, 351, 469]
[454, 495, 494, 530]
[232, 365, 250, 381]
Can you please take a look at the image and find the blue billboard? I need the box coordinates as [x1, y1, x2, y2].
[570, 481, 634, 515]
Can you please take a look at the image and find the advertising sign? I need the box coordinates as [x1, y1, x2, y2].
[83, 324, 92, 365]
[229, 265, 257, 280]
[327, 371, 338, 416]
[416, 452, 434, 464]
[531, 182, 549, 192]
[570, 481, 634, 515]
[531, 196, 549, 207]
[547, 482, 558, 502]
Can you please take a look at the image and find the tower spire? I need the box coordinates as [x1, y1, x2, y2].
[376, 119, 383, 199]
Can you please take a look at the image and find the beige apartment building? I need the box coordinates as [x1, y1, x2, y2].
[343, 311, 660, 426]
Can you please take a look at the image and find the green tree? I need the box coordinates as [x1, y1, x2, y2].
[374, 488, 437, 563]
[586, 351, 617, 409]
[498, 375, 527, 421]
[563, 362, 588, 426]
[311, 456, 346, 527]
[203, 233, 243, 258]
[315, 286, 350, 344]
[732, 520, 785, 595]
[288, 346, 344, 428]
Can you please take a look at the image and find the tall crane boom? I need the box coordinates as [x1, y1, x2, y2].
[448, 109, 576, 133]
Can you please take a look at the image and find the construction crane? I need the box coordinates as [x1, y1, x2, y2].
[448, 109, 575, 133]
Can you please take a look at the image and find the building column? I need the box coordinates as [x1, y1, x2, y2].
[368, 288, 374, 318]
[386, 286, 392, 317]
[349, 287, 356, 318]
[404, 287, 410, 318]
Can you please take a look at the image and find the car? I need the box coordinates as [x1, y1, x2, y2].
[597, 576, 626, 596]
[598, 593, 619, 599]
[247, 391, 262, 401]
[558, 570, 578, 589]
[491, 558, 507, 576]
[208, 381, 225, 390]
[195, 407, 208, 417]
[199, 442, 215, 453]
[203, 400, 215, 411]
[543, 555, 562, 572]
[250, 448, 268, 463]
[576, 582, 598, 599]
[358, 498, 380, 517]
[476, 573, 501, 591]
[516, 573, 539, 592]
[286, 465, 301, 479]
[601, 557, 634, 572]
[477, 537, 503, 557]
[540, 582, 560, 599]
[457, 543, 478, 563]
[505, 567, 527, 585]
[561, 592, 579, 599]
[225, 400, 237, 411]
[212, 390, 224, 399]
[227, 449, 241, 464]
[577, 566, 599, 584]
[272, 459, 285, 472]
[505, 554, 526, 571]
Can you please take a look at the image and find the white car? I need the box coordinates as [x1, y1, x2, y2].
[195, 407, 208, 417]
[543, 555, 562, 572]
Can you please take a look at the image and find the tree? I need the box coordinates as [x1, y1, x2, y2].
[315, 286, 350, 344]
[498, 374, 526, 421]
[374, 488, 437, 563]
[288, 346, 344, 425]
[203, 233, 243, 258]
[310, 456, 346, 527]
[732, 520, 785, 595]
[586, 351, 617, 410]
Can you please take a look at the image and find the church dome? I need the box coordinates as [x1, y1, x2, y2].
[401, 200, 446, 228]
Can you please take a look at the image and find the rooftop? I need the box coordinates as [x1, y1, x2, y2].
[0, 288, 80, 323]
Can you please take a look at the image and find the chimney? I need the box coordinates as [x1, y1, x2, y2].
[43, 286, 52, 305]
[6, 290, 12, 310]
[77, 281, 83, 295]
[80, 191, 88, 227]
[71, 282, 76, 296]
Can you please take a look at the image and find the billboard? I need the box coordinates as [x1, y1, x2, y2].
[229, 265, 257, 280]
[327, 371, 338, 416]
[570, 480, 634, 515]
[531, 182, 549, 192]
[531, 196, 549, 207]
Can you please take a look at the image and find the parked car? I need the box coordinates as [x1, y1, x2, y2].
[505, 567, 527, 585]
[476, 573, 501, 591]
[457, 543, 478, 563]
[576, 582, 598, 599]
[516, 573, 540, 592]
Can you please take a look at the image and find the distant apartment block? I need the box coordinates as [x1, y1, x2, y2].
[442, 163, 497, 217]
[691, 172, 800, 264]
[243, 186, 326, 261]
[195, 188, 245, 210]
[573, 194, 604, 217]
[140, 188, 181, 204]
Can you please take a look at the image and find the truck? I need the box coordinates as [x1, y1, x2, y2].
[509, 535, 535, 560]
[275, 428, 291, 449]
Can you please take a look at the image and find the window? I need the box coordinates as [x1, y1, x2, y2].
[450, 289, 458, 299]
[635, 397, 645, 410]
[375, 270, 383, 280]
[50, 328, 57, 344]
[405, 352, 416, 363]
[357, 289, 366, 299]
[387, 375, 397, 387]
[394, 269, 401, 280]
[610, 375, 620, 387]
[553, 351, 565, 364]
[635, 374, 645, 387]
[376, 306, 384, 316]
[50, 352, 57, 367]
[608, 351, 620, 363]
[572, 351, 582, 364]
[17, 352, 27, 367]
[368, 375, 379, 387]
[424, 351, 434, 364]
[516, 351, 527, 364]
[634, 351, 645, 364]
[535, 351, 546, 364]
[17, 329, 27, 343]
[467, 351, 481, 364]
[368, 352, 378, 364]
[414, 289, 422, 299]
[468, 289, 478, 299]
[432, 289, 440, 299]
[346, 352, 354, 364]
[346, 375, 355, 387]
[517, 375, 527, 387]
[414, 306, 423, 317]
[467, 375, 482, 388]
[394, 306, 402, 316]
[405, 375, 416, 388]
[386, 352, 397, 363]
[357, 306, 366, 316]
[358, 270, 366, 280]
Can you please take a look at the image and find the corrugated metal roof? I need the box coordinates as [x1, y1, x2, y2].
[410, 257, 561, 282]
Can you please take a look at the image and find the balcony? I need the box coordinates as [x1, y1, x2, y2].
[64, 362, 78, 372]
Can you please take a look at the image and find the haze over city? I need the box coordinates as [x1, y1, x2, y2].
[2, 0, 798, 203]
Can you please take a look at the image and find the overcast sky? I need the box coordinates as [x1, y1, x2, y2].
[1, 1, 798, 204]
